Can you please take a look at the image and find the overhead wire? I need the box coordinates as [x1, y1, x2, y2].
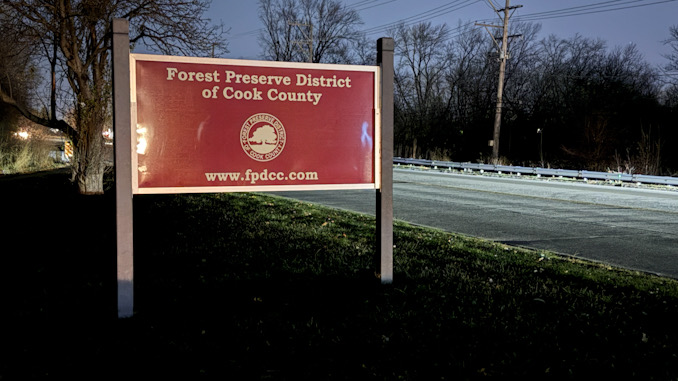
[509, 0, 648, 20]
[362, 0, 480, 35]
[347, 0, 383, 7]
[362, 0, 678, 37]
[483, 0, 678, 23]
[446, 0, 678, 42]
[353, 0, 398, 11]
[231, 0, 399, 40]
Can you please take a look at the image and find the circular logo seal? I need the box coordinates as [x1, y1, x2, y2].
[240, 113, 286, 162]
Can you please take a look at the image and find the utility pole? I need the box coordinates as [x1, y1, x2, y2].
[476, 0, 522, 163]
[290, 22, 313, 63]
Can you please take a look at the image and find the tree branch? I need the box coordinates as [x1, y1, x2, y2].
[0, 85, 78, 143]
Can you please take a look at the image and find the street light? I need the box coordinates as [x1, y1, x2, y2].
[537, 128, 544, 168]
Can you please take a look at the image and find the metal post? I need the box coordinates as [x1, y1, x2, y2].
[377, 38, 394, 284]
[112, 18, 134, 318]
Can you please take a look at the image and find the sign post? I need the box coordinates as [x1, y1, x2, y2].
[112, 19, 134, 318]
[377, 38, 394, 284]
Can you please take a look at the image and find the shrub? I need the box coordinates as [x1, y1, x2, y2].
[0, 135, 62, 174]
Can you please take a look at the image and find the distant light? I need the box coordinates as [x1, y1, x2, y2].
[136, 125, 148, 155]
[16, 131, 30, 140]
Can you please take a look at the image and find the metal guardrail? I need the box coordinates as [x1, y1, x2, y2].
[393, 157, 678, 187]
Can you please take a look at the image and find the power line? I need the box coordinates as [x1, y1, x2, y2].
[362, 0, 480, 35]
[510, 0, 677, 22]
[364, 0, 677, 38]
[511, 0, 647, 19]
[347, 0, 383, 7]
[353, 0, 398, 12]
[362, 0, 479, 34]
[231, 0, 398, 41]
[233, 29, 261, 38]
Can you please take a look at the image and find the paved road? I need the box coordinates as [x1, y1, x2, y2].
[273, 168, 678, 279]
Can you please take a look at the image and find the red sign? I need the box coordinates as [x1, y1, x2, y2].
[131, 54, 379, 194]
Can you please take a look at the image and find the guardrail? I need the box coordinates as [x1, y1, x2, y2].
[393, 157, 678, 187]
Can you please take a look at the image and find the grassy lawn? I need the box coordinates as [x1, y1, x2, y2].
[2, 170, 678, 379]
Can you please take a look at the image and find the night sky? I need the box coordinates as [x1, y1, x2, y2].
[208, 0, 677, 67]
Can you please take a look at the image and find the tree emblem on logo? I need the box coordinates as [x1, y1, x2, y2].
[240, 113, 286, 162]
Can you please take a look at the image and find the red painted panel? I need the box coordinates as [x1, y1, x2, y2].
[134, 58, 376, 190]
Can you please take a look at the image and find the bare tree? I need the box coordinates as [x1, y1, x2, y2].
[349, 34, 377, 66]
[662, 25, 678, 107]
[525, 34, 664, 170]
[664, 25, 678, 72]
[445, 22, 504, 159]
[259, 0, 298, 61]
[391, 22, 450, 158]
[258, 0, 362, 63]
[0, 9, 39, 139]
[0, 0, 227, 194]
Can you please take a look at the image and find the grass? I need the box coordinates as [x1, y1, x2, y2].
[2, 169, 678, 379]
[0, 137, 63, 175]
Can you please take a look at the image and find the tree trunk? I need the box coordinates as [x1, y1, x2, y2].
[74, 164, 105, 195]
[72, 109, 106, 195]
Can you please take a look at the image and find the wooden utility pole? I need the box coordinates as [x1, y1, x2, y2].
[290, 22, 313, 63]
[477, 0, 522, 163]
